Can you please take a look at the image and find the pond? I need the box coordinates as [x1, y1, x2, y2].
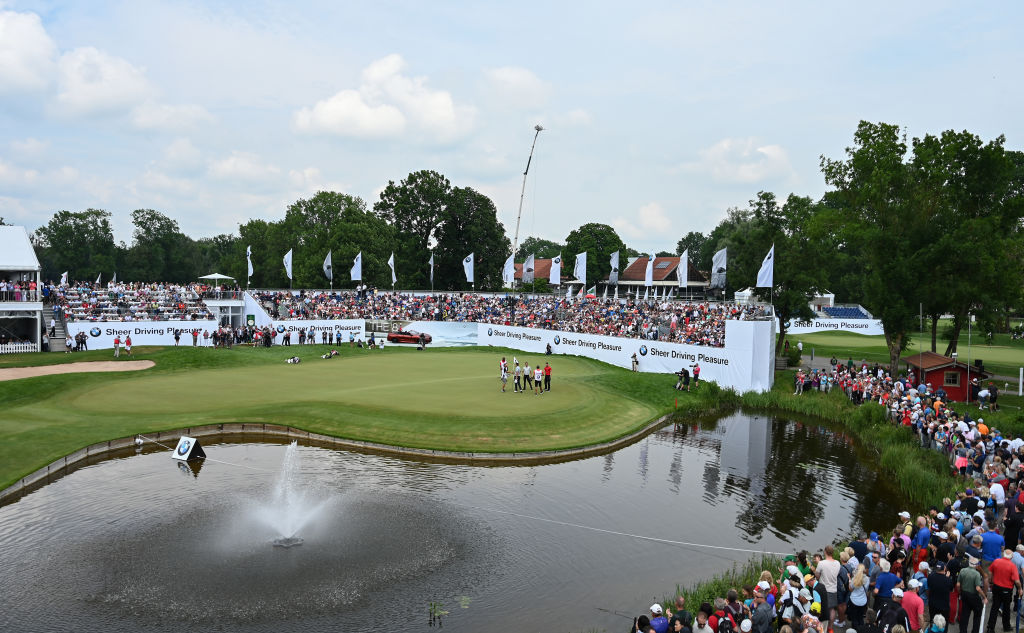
[0, 411, 903, 632]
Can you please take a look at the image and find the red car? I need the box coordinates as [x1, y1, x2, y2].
[386, 330, 432, 345]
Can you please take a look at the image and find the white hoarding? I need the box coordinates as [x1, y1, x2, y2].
[66, 320, 220, 349]
[364, 319, 478, 347]
[478, 319, 775, 393]
[782, 318, 884, 336]
[270, 319, 365, 343]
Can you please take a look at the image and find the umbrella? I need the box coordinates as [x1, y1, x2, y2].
[198, 273, 235, 281]
[585, 293, 596, 299]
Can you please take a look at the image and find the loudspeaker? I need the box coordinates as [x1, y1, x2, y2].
[171, 436, 206, 461]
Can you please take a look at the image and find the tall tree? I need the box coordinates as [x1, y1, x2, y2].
[562, 223, 627, 287]
[123, 208, 197, 282]
[434, 187, 510, 290]
[34, 209, 117, 282]
[821, 121, 924, 373]
[515, 236, 563, 260]
[675, 231, 707, 258]
[374, 170, 451, 288]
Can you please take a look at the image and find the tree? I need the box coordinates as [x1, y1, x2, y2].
[821, 121, 924, 373]
[122, 208, 197, 282]
[676, 231, 707, 258]
[515, 236, 563, 260]
[374, 170, 450, 288]
[34, 209, 117, 282]
[699, 207, 749, 274]
[562, 223, 627, 287]
[434, 187, 510, 290]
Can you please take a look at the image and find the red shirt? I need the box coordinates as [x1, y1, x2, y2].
[990, 557, 1020, 589]
[901, 590, 925, 630]
[544, 365, 551, 376]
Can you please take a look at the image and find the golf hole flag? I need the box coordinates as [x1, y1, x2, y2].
[711, 247, 727, 289]
[323, 250, 333, 281]
[550, 254, 561, 284]
[678, 250, 688, 288]
[573, 252, 587, 287]
[609, 251, 619, 285]
[502, 254, 515, 287]
[283, 249, 293, 280]
[756, 244, 774, 288]
[463, 253, 474, 283]
[351, 252, 362, 281]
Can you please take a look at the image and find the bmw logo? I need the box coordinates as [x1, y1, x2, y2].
[553, 336, 560, 345]
[487, 328, 493, 336]
[177, 440, 191, 456]
[89, 327, 101, 337]
[639, 345, 648, 356]
[784, 321, 791, 329]
[276, 325, 285, 333]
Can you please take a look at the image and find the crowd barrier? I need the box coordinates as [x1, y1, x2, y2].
[781, 318, 885, 336]
[65, 320, 220, 348]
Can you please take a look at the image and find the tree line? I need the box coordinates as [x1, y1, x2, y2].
[28, 121, 1024, 371]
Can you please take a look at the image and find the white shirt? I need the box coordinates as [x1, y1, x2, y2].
[817, 558, 841, 592]
[991, 482, 1006, 504]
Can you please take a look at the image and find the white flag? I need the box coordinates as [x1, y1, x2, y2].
[351, 251, 362, 281]
[388, 252, 397, 286]
[756, 244, 775, 288]
[609, 251, 620, 285]
[678, 249, 688, 288]
[502, 253, 515, 287]
[323, 250, 333, 281]
[111, 272, 116, 284]
[710, 247, 727, 289]
[246, 245, 253, 278]
[644, 254, 654, 287]
[283, 249, 293, 280]
[643, 286, 649, 301]
[429, 252, 434, 283]
[573, 252, 587, 287]
[549, 254, 562, 284]
[60, 271, 68, 286]
[463, 253, 474, 284]
[95, 272, 101, 285]
[523, 254, 535, 283]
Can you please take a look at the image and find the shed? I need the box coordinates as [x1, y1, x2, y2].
[901, 351, 990, 402]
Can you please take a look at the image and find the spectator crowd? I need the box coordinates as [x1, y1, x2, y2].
[49, 281, 216, 322]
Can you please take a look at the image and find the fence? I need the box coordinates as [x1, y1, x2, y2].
[0, 342, 37, 354]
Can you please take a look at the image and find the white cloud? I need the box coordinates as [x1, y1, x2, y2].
[131, 101, 214, 131]
[686, 137, 796, 184]
[294, 53, 475, 143]
[161, 138, 203, 172]
[55, 46, 152, 116]
[9, 137, 49, 160]
[612, 202, 673, 240]
[0, 159, 41, 187]
[483, 66, 550, 109]
[207, 150, 281, 183]
[0, 10, 57, 93]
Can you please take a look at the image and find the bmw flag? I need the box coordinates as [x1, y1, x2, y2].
[351, 251, 362, 281]
[463, 253, 474, 284]
[756, 244, 774, 288]
[549, 254, 561, 285]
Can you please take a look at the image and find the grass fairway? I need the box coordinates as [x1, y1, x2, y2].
[0, 344, 678, 491]
[787, 330, 1024, 379]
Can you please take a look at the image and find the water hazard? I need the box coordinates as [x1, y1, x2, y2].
[0, 411, 903, 632]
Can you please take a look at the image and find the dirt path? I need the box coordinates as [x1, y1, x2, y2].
[0, 360, 155, 382]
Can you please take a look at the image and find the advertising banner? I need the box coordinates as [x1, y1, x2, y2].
[66, 320, 219, 349]
[365, 319, 477, 347]
[478, 319, 775, 393]
[270, 319, 365, 343]
[782, 318, 884, 336]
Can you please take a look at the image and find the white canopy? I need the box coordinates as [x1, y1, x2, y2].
[198, 273, 235, 281]
[0, 226, 41, 271]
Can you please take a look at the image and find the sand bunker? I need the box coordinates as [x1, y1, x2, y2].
[0, 360, 155, 382]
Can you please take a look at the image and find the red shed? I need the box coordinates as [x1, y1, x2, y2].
[901, 351, 990, 402]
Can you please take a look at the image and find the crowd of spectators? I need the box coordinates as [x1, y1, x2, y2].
[0, 278, 39, 302]
[50, 281, 215, 322]
[251, 290, 771, 347]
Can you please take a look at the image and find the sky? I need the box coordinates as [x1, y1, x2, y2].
[0, 1, 1022, 254]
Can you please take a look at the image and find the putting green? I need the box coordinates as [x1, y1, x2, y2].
[0, 346, 671, 490]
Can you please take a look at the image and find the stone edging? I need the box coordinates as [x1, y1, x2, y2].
[0, 412, 680, 505]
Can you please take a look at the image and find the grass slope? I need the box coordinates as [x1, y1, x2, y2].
[0, 345, 687, 491]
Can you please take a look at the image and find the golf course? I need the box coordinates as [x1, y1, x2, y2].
[0, 345, 678, 491]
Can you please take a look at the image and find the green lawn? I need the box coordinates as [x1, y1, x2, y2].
[0, 345, 681, 491]
[786, 329, 1024, 379]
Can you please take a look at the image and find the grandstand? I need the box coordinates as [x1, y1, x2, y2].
[0, 227, 43, 354]
[53, 283, 215, 322]
[822, 305, 872, 319]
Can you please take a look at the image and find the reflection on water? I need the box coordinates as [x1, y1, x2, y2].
[0, 412, 903, 633]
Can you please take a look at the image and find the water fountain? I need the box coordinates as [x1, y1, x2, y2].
[257, 441, 327, 548]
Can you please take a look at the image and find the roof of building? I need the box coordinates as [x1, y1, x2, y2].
[901, 350, 990, 377]
[0, 226, 41, 271]
[620, 256, 707, 283]
[514, 257, 560, 281]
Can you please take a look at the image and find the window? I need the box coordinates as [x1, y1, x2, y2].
[944, 371, 960, 387]
[655, 261, 671, 269]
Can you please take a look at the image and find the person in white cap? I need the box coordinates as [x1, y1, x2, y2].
[649, 603, 668, 633]
[879, 588, 910, 633]
[902, 579, 925, 632]
[750, 587, 774, 633]
[956, 557, 986, 633]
